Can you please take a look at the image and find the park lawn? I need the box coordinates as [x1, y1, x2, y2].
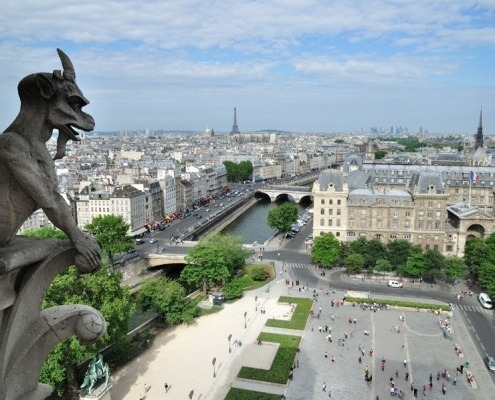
[224, 388, 281, 400]
[264, 296, 312, 330]
[237, 332, 300, 384]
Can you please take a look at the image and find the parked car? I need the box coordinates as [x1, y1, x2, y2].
[478, 293, 493, 309]
[135, 239, 145, 245]
[486, 356, 495, 372]
[387, 280, 403, 288]
[149, 238, 158, 244]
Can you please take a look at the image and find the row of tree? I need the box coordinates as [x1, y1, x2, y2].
[311, 233, 468, 282]
[223, 160, 254, 182]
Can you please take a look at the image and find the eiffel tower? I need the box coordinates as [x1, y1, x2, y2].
[230, 107, 240, 135]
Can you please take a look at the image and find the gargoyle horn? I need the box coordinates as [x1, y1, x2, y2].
[57, 48, 76, 82]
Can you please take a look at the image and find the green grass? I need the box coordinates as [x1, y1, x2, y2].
[224, 388, 281, 400]
[345, 296, 451, 311]
[237, 332, 300, 384]
[264, 296, 313, 330]
[243, 263, 276, 291]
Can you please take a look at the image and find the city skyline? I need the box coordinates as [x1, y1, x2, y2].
[1, 1, 495, 134]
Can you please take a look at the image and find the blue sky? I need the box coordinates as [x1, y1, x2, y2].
[1, 0, 495, 134]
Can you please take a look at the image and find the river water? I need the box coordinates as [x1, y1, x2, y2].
[223, 198, 312, 244]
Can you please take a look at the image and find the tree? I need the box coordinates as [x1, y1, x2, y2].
[267, 202, 298, 233]
[423, 249, 446, 280]
[375, 259, 392, 280]
[386, 240, 414, 272]
[444, 257, 467, 280]
[401, 252, 427, 278]
[201, 233, 250, 274]
[344, 253, 364, 274]
[223, 160, 253, 182]
[137, 276, 198, 325]
[374, 150, 387, 159]
[25, 228, 135, 398]
[85, 215, 135, 265]
[181, 243, 231, 295]
[222, 279, 245, 300]
[311, 232, 340, 268]
[463, 236, 486, 278]
[478, 261, 495, 299]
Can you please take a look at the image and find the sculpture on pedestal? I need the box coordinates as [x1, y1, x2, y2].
[80, 355, 110, 395]
[0, 49, 106, 399]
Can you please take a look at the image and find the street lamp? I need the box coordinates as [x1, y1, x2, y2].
[228, 334, 232, 353]
[212, 357, 216, 378]
[244, 311, 247, 328]
[255, 296, 258, 311]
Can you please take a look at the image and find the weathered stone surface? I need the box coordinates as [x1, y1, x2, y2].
[0, 49, 106, 399]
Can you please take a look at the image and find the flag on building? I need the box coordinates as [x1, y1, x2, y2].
[470, 171, 480, 184]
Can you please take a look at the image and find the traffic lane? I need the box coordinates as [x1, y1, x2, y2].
[461, 308, 495, 382]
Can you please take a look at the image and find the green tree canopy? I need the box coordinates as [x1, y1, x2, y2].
[311, 232, 340, 268]
[267, 202, 299, 233]
[85, 215, 135, 264]
[444, 257, 467, 280]
[223, 160, 253, 182]
[24, 228, 134, 397]
[423, 249, 446, 280]
[374, 150, 387, 159]
[463, 236, 486, 277]
[401, 252, 428, 278]
[201, 233, 250, 274]
[386, 240, 415, 271]
[344, 253, 364, 274]
[137, 276, 198, 325]
[181, 243, 231, 295]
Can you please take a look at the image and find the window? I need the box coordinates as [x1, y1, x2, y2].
[446, 245, 453, 252]
[433, 245, 438, 251]
[403, 234, 411, 240]
[336, 219, 341, 227]
[390, 233, 398, 239]
[320, 208, 325, 215]
[377, 210, 383, 217]
[393, 211, 399, 218]
[337, 199, 341, 205]
[337, 209, 341, 215]
[435, 211, 441, 219]
[361, 210, 366, 216]
[336, 232, 340, 237]
[328, 219, 333, 227]
[320, 219, 324, 226]
[347, 232, 355, 237]
[329, 200, 333, 205]
[427, 211, 433, 219]
[329, 209, 333, 215]
[349, 220, 354, 228]
[392, 221, 398, 229]
[321, 199, 325, 205]
[405, 211, 410, 217]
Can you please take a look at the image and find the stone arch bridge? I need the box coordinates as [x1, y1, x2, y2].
[255, 185, 312, 203]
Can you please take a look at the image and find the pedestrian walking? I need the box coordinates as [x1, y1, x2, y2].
[442, 383, 446, 395]
[322, 382, 326, 392]
[395, 369, 399, 378]
[405, 372, 409, 381]
[164, 383, 169, 392]
[404, 359, 407, 367]
[359, 356, 362, 364]
[453, 377, 457, 386]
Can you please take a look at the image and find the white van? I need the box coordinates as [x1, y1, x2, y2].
[387, 280, 403, 288]
[478, 293, 493, 309]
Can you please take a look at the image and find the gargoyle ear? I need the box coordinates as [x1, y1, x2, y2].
[35, 74, 55, 99]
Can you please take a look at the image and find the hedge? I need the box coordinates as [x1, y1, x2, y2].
[224, 388, 281, 400]
[345, 296, 451, 311]
[237, 332, 300, 384]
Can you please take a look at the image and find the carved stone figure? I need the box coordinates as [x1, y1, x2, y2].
[0, 49, 106, 400]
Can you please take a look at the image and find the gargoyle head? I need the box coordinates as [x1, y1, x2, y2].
[17, 49, 95, 160]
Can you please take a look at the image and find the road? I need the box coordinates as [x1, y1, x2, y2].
[269, 221, 495, 384]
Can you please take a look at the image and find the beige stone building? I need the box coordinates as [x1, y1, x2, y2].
[312, 161, 495, 257]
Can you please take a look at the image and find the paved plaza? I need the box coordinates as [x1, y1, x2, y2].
[112, 262, 495, 400]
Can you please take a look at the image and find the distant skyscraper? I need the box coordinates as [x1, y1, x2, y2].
[230, 107, 240, 135]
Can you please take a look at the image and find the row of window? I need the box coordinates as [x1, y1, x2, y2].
[320, 199, 342, 205]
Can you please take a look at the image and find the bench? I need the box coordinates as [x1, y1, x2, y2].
[465, 370, 478, 389]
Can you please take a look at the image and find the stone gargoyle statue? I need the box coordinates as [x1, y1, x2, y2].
[0, 49, 106, 400]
